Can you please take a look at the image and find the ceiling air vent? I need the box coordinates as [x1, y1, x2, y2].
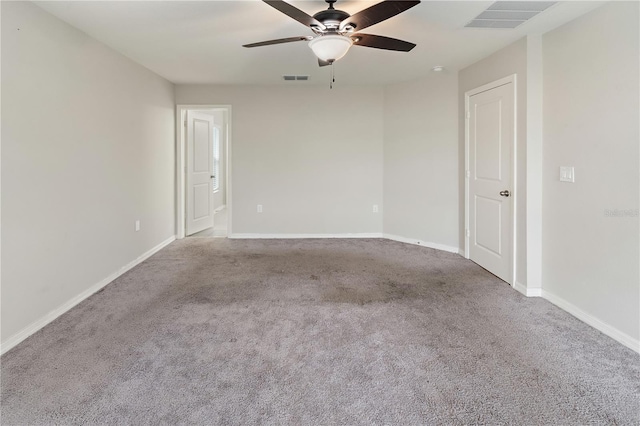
[465, 1, 556, 29]
[283, 75, 309, 81]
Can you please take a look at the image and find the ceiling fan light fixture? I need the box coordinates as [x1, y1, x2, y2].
[308, 34, 353, 62]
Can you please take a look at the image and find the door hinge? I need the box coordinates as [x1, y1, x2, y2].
[466, 229, 470, 238]
[466, 111, 470, 119]
[466, 170, 471, 178]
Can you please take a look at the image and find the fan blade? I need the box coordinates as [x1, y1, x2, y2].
[243, 36, 312, 48]
[341, 0, 420, 32]
[318, 59, 332, 67]
[264, 0, 326, 30]
[351, 33, 416, 52]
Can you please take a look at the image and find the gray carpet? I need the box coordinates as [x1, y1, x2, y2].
[1, 238, 639, 425]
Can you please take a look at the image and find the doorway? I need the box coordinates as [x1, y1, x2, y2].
[464, 75, 517, 285]
[176, 105, 231, 239]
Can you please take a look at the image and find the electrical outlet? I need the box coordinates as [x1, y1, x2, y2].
[257, 204, 263, 213]
[373, 204, 379, 213]
[559, 166, 575, 183]
[135, 220, 140, 231]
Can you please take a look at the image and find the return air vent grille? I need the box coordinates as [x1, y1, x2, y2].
[465, 1, 556, 29]
[283, 75, 309, 81]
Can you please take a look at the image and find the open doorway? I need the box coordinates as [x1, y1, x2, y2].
[176, 105, 231, 239]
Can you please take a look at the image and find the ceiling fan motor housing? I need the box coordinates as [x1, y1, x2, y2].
[313, 9, 351, 32]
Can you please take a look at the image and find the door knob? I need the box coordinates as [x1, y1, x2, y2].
[211, 175, 215, 179]
[500, 190, 510, 197]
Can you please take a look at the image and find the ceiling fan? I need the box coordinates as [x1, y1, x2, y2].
[243, 0, 421, 67]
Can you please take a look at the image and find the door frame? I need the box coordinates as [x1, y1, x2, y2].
[464, 74, 517, 286]
[176, 104, 232, 239]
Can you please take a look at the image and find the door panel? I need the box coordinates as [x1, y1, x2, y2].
[475, 100, 502, 181]
[186, 111, 214, 236]
[469, 82, 513, 282]
[194, 120, 210, 172]
[475, 195, 502, 255]
[193, 184, 211, 220]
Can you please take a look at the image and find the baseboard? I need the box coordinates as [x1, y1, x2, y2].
[229, 233, 384, 239]
[383, 234, 460, 254]
[513, 281, 527, 296]
[527, 287, 542, 297]
[513, 281, 542, 297]
[228, 233, 461, 256]
[0, 235, 176, 356]
[541, 289, 640, 354]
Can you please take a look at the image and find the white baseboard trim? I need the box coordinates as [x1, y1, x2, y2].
[513, 281, 542, 297]
[383, 234, 460, 254]
[528, 288, 542, 297]
[228, 233, 384, 240]
[510, 283, 637, 353]
[0, 235, 176, 356]
[513, 281, 527, 296]
[228, 233, 461, 256]
[541, 289, 640, 354]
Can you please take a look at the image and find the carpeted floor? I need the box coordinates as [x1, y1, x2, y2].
[1, 238, 639, 425]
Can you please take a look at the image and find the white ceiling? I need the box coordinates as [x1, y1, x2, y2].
[35, 0, 604, 86]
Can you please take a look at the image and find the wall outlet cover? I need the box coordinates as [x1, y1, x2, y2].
[560, 166, 575, 183]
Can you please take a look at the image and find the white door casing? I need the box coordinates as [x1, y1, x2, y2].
[466, 78, 515, 283]
[186, 111, 215, 236]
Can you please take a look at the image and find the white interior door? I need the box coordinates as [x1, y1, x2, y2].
[468, 82, 514, 282]
[186, 111, 214, 236]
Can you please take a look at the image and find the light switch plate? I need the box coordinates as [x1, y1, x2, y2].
[560, 166, 575, 183]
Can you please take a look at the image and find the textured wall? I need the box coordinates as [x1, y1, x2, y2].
[176, 85, 384, 236]
[1, 2, 176, 344]
[542, 1, 639, 342]
[383, 73, 459, 250]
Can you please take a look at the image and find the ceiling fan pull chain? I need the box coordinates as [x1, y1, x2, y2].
[330, 62, 333, 89]
[330, 61, 335, 89]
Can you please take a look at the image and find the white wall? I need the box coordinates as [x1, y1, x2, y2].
[383, 73, 459, 250]
[1, 2, 176, 348]
[542, 1, 639, 344]
[459, 38, 528, 286]
[176, 85, 384, 236]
